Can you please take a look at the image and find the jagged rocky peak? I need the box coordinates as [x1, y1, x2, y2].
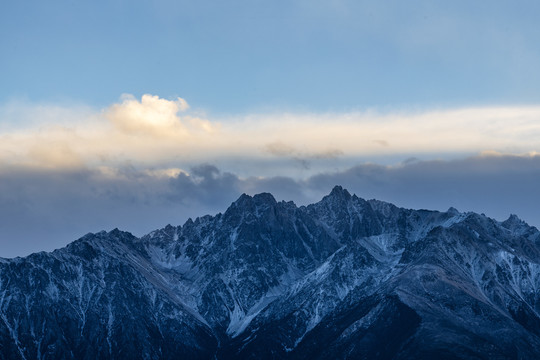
[323, 184, 354, 203]
[329, 184, 351, 197]
[67, 228, 136, 248]
[221, 192, 282, 226]
[502, 213, 524, 228]
[226, 192, 277, 212]
[182, 217, 194, 227]
[314, 185, 366, 214]
[252, 192, 277, 204]
[233, 192, 276, 206]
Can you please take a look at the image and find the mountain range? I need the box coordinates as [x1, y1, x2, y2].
[1, 186, 540, 359]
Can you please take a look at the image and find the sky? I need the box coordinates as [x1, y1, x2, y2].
[1, 0, 540, 257]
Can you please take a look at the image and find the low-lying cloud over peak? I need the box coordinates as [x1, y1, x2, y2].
[1, 152, 540, 258]
[1, 95, 540, 257]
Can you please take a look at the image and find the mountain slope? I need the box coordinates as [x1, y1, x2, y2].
[1, 186, 540, 359]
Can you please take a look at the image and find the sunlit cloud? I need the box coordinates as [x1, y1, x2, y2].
[1, 95, 540, 178]
[106, 94, 190, 136]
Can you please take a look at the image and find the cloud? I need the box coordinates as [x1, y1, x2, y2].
[1, 153, 540, 258]
[2, 95, 540, 256]
[0, 95, 221, 170]
[2, 96, 540, 176]
[264, 141, 343, 160]
[374, 139, 389, 147]
[169, 103, 540, 160]
[304, 154, 540, 228]
[105, 94, 190, 136]
[168, 164, 242, 206]
[0, 165, 235, 257]
[312, 149, 344, 159]
[264, 142, 297, 157]
[263, 141, 343, 169]
[104, 94, 216, 139]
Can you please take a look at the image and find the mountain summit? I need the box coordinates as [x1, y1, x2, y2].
[1, 187, 540, 359]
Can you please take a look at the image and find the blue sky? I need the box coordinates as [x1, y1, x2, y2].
[3, 0, 540, 112]
[1, 0, 540, 257]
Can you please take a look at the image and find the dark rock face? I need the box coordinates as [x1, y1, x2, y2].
[1, 186, 540, 359]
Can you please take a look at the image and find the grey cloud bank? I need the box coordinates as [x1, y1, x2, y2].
[1, 154, 539, 258]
